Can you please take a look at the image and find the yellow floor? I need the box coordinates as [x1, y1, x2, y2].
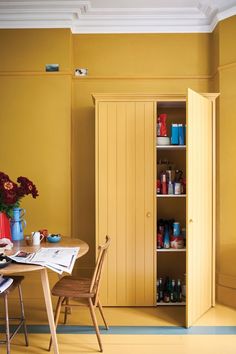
[1, 300, 236, 353]
[7, 334, 236, 354]
[4, 298, 236, 326]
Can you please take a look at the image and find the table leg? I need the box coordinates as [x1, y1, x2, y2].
[40, 268, 59, 354]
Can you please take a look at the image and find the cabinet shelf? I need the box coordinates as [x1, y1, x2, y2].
[156, 145, 186, 150]
[157, 194, 186, 198]
[157, 302, 186, 306]
[156, 248, 186, 252]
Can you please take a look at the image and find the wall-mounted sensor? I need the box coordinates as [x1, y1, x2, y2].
[75, 68, 88, 76]
[45, 64, 59, 72]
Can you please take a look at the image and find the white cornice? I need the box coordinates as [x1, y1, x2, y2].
[0, 0, 235, 33]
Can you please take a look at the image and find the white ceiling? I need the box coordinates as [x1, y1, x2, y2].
[0, 0, 236, 33]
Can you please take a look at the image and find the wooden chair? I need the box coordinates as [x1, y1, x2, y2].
[0, 276, 29, 354]
[49, 236, 111, 352]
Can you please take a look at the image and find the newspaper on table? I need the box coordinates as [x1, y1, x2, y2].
[8, 247, 80, 275]
[0, 276, 13, 293]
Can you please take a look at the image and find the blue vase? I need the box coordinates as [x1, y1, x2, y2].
[11, 208, 26, 241]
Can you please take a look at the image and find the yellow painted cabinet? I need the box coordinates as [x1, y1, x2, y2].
[93, 90, 218, 326]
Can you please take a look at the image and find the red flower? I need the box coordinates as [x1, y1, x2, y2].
[0, 172, 39, 217]
[0, 172, 9, 183]
[17, 176, 39, 199]
[3, 190, 18, 205]
[4, 181, 13, 190]
[0, 175, 18, 199]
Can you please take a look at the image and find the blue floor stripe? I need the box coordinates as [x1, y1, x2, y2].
[0, 325, 236, 335]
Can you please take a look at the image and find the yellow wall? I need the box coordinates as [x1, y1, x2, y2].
[72, 34, 211, 76]
[215, 16, 236, 306]
[0, 29, 72, 72]
[0, 29, 72, 238]
[1, 25, 234, 304]
[209, 23, 219, 91]
[0, 75, 71, 235]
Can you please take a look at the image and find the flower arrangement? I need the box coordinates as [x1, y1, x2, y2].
[0, 172, 39, 218]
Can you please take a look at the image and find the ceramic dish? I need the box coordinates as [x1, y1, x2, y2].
[157, 136, 170, 145]
[0, 255, 12, 269]
[47, 234, 61, 243]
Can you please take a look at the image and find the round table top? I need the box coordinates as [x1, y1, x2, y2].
[0, 237, 89, 275]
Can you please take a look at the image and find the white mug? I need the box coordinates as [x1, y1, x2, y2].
[32, 231, 44, 246]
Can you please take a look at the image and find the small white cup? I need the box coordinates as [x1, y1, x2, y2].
[32, 231, 44, 246]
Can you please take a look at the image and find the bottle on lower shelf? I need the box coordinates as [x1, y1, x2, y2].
[157, 276, 184, 305]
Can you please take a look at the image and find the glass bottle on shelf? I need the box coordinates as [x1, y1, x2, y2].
[176, 279, 182, 302]
[168, 180, 174, 194]
[161, 172, 167, 194]
[159, 277, 164, 302]
[156, 279, 160, 302]
[157, 219, 164, 249]
[182, 274, 186, 300]
[163, 223, 170, 249]
[163, 276, 171, 303]
[170, 279, 177, 303]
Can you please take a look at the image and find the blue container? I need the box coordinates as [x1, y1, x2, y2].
[173, 222, 180, 236]
[178, 124, 184, 145]
[163, 225, 170, 248]
[10, 208, 26, 241]
[171, 124, 179, 145]
[11, 219, 26, 241]
[12, 208, 25, 221]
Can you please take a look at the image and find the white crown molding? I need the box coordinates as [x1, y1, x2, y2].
[0, 0, 235, 33]
[216, 5, 236, 22]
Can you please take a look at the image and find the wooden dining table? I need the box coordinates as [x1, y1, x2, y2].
[0, 237, 89, 354]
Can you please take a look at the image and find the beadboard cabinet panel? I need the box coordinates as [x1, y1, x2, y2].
[96, 101, 156, 306]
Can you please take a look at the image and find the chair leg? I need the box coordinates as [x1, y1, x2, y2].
[97, 299, 109, 330]
[48, 296, 63, 351]
[63, 297, 70, 325]
[62, 296, 72, 317]
[4, 294, 10, 354]
[18, 284, 29, 346]
[88, 298, 103, 352]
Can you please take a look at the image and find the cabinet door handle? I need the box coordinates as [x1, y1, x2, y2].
[189, 219, 193, 223]
[146, 212, 151, 217]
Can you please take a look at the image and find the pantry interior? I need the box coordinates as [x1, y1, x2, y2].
[156, 100, 187, 307]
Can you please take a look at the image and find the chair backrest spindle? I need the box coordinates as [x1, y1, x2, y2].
[90, 235, 111, 305]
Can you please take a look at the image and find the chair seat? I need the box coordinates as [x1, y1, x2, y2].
[0, 276, 24, 297]
[51, 276, 95, 298]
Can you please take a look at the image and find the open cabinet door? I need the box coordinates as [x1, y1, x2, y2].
[186, 88, 213, 327]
